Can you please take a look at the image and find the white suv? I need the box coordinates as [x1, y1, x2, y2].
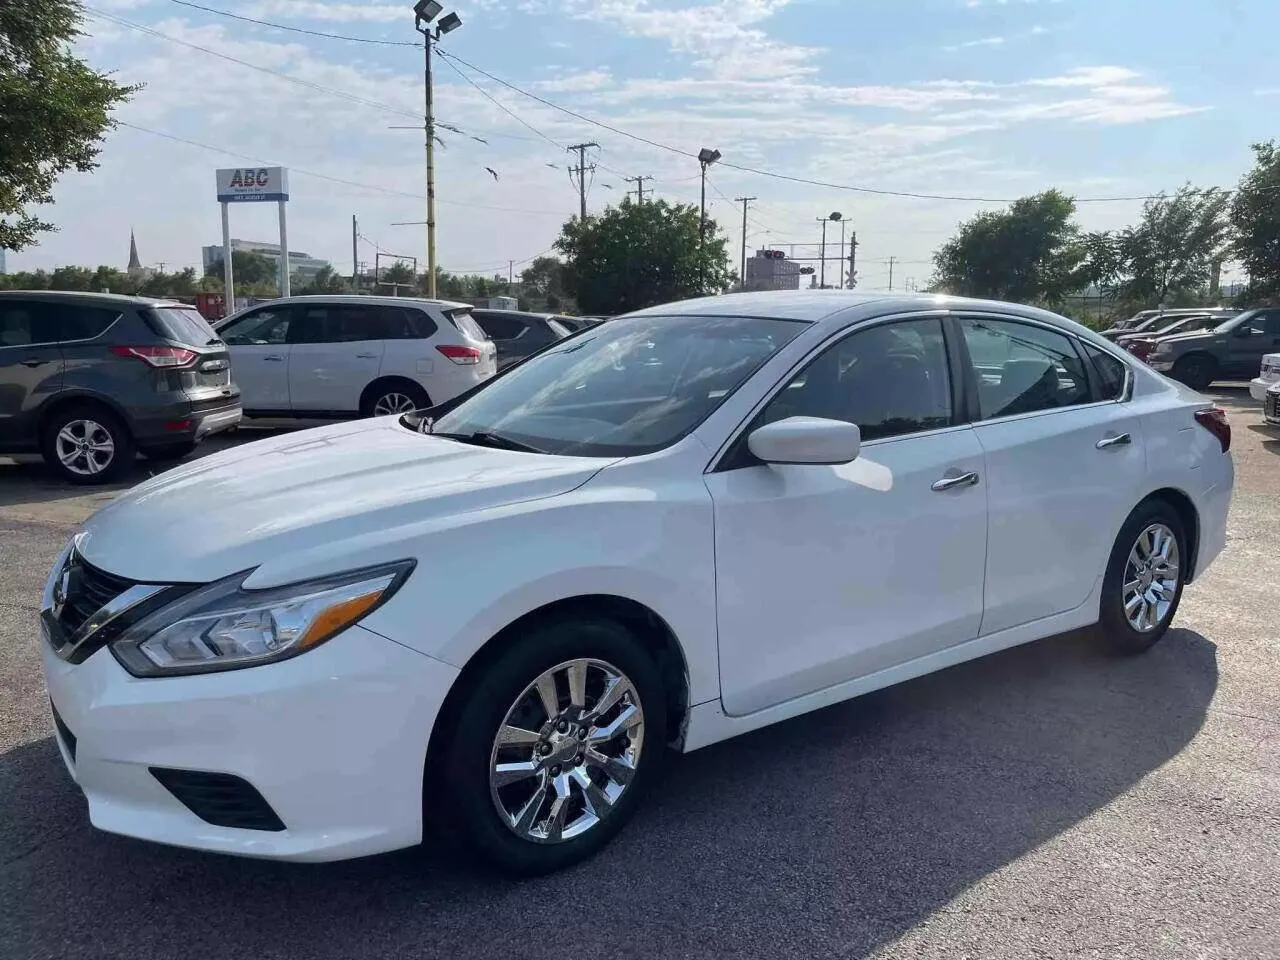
[215, 295, 496, 418]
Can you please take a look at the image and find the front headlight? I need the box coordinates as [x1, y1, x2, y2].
[111, 561, 413, 677]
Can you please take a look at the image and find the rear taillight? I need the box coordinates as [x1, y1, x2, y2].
[436, 344, 481, 365]
[109, 345, 198, 368]
[1194, 407, 1231, 453]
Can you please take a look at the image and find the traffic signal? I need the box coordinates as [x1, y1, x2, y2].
[761, 249, 785, 259]
[798, 266, 815, 275]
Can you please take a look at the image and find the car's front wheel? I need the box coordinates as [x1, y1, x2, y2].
[1097, 500, 1187, 654]
[1172, 354, 1216, 391]
[437, 618, 667, 875]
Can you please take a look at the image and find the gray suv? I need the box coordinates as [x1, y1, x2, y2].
[0, 291, 241, 484]
[1145, 307, 1280, 390]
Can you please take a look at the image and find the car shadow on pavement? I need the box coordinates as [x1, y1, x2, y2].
[0, 627, 1218, 960]
[1246, 423, 1280, 453]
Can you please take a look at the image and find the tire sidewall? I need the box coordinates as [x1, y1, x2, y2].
[441, 618, 668, 875]
[41, 405, 134, 485]
[1099, 501, 1187, 653]
[1174, 355, 1215, 391]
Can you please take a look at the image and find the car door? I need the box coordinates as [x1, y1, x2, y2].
[0, 300, 64, 447]
[704, 313, 988, 717]
[955, 314, 1147, 636]
[1225, 309, 1280, 378]
[287, 303, 386, 414]
[218, 304, 294, 412]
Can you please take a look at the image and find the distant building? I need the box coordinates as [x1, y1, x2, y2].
[202, 239, 330, 280]
[744, 248, 802, 291]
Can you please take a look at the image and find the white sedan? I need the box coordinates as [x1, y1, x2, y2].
[39, 291, 1234, 875]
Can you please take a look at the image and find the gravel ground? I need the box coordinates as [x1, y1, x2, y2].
[1, 393, 1277, 960]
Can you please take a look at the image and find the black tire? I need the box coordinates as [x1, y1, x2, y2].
[1096, 499, 1188, 655]
[140, 441, 198, 462]
[360, 380, 430, 418]
[436, 618, 667, 875]
[1171, 354, 1216, 391]
[40, 404, 135, 485]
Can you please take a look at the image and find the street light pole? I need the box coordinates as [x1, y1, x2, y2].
[413, 1, 461, 300]
[816, 211, 843, 289]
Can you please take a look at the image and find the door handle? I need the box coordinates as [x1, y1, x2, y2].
[20, 358, 48, 367]
[931, 471, 980, 492]
[355, 352, 379, 359]
[1096, 433, 1132, 449]
[263, 355, 285, 362]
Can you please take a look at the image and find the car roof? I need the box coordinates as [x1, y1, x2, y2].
[276, 294, 473, 310]
[624, 289, 1078, 329]
[0, 290, 181, 307]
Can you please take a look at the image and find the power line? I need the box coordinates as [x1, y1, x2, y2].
[432, 48, 1242, 205]
[168, 0, 418, 46]
[437, 54, 565, 153]
[116, 121, 567, 215]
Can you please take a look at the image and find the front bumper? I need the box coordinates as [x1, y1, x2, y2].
[41, 622, 458, 862]
[1147, 358, 1174, 372]
[1249, 376, 1277, 402]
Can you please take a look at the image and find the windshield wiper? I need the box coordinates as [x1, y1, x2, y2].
[430, 430, 545, 454]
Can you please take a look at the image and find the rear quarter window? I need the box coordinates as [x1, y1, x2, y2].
[144, 306, 220, 346]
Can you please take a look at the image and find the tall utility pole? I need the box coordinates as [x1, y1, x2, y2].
[735, 197, 757, 291]
[352, 215, 359, 291]
[623, 175, 653, 203]
[413, 3, 463, 298]
[568, 142, 599, 221]
[887, 256, 897, 291]
[847, 231, 858, 288]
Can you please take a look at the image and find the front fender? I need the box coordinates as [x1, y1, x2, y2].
[356, 487, 720, 706]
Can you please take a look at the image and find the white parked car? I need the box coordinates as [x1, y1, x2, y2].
[214, 295, 497, 418]
[1249, 351, 1280, 402]
[40, 292, 1234, 875]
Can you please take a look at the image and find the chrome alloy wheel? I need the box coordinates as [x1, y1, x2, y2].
[372, 392, 418, 416]
[1123, 522, 1180, 632]
[55, 419, 115, 476]
[489, 658, 645, 844]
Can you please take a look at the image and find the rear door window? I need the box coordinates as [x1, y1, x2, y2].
[145, 306, 220, 346]
[0, 301, 49, 347]
[474, 313, 526, 341]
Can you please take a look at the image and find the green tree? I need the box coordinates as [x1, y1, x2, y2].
[1230, 141, 1280, 305]
[49, 265, 95, 290]
[1, 0, 137, 251]
[379, 260, 415, 291]
[520, 255, 565, 301]
[205, 250, 277, 286]
[931, 190, 1085, 304]
[301, 264, 348, 294]
[1103, 185, 1230, 306]
[555, 200, 732, 315]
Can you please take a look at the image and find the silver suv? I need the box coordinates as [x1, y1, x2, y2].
[215, 295, 497, 419]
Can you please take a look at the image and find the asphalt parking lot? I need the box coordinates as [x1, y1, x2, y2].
[2, 393, 1277, 960]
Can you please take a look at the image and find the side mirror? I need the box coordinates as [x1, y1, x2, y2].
[1236, 325, 1255, 338]
[748, 416, 861, 466]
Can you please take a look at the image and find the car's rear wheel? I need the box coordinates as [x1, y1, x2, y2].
[40, 404, 135, 485]
[436, 618, 667, 875]
[1172, 354, 1216, 391]
[362, 380, 430, 417]
[1097, 500, 1187, 654]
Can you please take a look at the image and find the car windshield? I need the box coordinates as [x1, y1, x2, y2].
[422, 314, 806, 457]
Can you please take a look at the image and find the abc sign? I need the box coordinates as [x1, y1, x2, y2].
[226, 169, 272, 189]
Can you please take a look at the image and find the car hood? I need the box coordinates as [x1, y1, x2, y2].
[76, 420, 613, 584]
[1150, 329, 1221, 347]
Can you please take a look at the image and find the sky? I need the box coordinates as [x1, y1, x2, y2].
[9, 0, 1276, 289]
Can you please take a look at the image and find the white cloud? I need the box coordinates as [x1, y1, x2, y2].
[242, 1, 404, 23]
[534, 69, 614, 93]
[945, 35, 1006, 51]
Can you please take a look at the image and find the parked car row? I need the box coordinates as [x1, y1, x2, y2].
[1, 291, 594, 483]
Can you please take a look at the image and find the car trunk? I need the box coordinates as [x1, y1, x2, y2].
[142, 305, 239, 409]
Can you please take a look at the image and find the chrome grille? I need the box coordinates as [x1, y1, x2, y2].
[55, 552, 135, 634]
